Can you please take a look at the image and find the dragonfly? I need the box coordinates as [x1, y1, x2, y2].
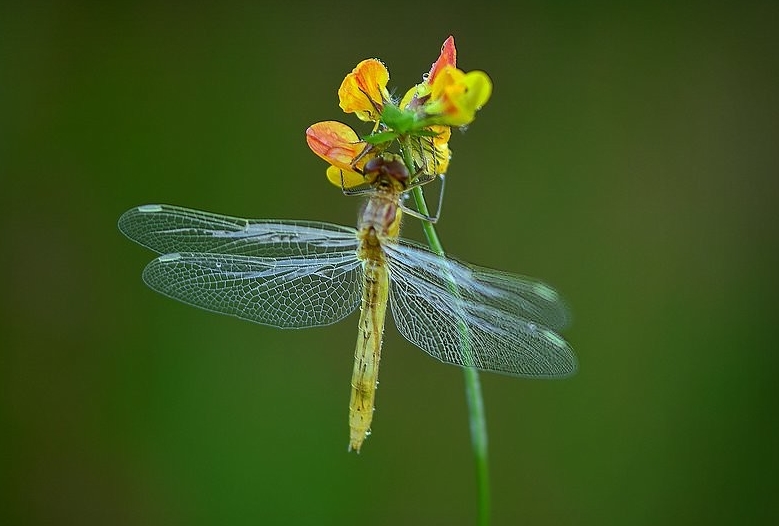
[118, 155, 577, 452]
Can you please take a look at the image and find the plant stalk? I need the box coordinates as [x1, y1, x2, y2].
[400, 140, 491, 526]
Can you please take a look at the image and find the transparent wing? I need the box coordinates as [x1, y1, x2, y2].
[118, 204, 359, 257]
[119, 204, 364, 328]
[142, 252, 362, 328]
[387, 239, 570, 330]
[385, 240, 576, 378]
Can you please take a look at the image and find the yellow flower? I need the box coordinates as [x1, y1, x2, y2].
[402, 36, 492, 127]
[338, 59, 390, 122]
[424, 65, 492, 126]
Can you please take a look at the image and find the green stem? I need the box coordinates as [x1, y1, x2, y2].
[401, 139, 491, 526]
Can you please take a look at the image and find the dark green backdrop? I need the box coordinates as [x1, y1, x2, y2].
[3, 2, 777, 525]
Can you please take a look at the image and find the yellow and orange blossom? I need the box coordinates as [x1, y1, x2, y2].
[307, 36, 491, 188]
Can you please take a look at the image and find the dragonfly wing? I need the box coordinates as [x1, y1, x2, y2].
[386, 239, 570, 330]
[385, 241, 576, 378]
[142, 251, 362, 328]
[119, 204, 359, 257]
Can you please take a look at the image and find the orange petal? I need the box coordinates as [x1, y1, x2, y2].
[338, 59, 390, 122]
[402, 37, 458, 111]
[428, 36, 457, 85]
[306, 121, 364, 170]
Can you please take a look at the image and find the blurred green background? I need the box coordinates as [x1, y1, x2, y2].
[2, 1, 777, 525]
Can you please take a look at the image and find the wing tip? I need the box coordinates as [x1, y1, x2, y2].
[137, 204, 164, 213]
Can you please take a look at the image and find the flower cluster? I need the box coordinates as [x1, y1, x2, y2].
[306, 36, 492, 189]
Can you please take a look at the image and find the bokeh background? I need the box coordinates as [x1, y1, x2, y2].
[3, 2, 777, 525]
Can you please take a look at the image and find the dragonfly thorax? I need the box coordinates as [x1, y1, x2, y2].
[358, 188, 403, 243]
[354, 154, 407, 243]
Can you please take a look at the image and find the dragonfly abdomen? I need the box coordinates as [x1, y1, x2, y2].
[347, 184, 404, 452]
[348, 258, 389, 452]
